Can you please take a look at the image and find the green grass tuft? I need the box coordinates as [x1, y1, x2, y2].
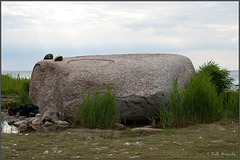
[1, 74, 26, 95]
[1, 74, 32, 107]
[151, 61, 238, 129]
[72, 85, 120, 129]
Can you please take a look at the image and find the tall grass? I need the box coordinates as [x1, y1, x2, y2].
[222, 91, 239, 119]
[151, 61, 238, 129]
[152, 72, 223, 128]
[17, 79, 32, 105]
[72, 86, 120, 129]
[1, 74, 26, 95]
[182, 72, 223, 124]
[1, 74, 32, 105]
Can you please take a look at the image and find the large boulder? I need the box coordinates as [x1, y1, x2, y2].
[29, 54, 195, 122]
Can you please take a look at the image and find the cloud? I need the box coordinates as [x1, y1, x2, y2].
[1, 1, 239, 70]
[178, 49, 238, 70]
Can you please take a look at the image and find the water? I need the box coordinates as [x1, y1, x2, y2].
[1, 70, 239, 85]
[1, 71, 32, 79]
[229, 70, 239, 86]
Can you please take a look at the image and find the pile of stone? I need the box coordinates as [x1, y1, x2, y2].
[13, 110, 70, 131]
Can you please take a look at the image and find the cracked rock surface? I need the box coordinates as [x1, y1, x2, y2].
[29, 54, 195, 121]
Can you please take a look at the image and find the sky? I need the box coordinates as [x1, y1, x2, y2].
[1, 1, 239, 71]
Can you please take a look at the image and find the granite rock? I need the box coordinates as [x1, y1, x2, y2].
[29, 54, 195, 121]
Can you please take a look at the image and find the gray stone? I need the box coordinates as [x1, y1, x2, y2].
[18, 116, 26, 121]
[29, 54, 195, 121]
[19, 123, 27, 131]
[31, 117, 42, 125]
[115, 123, 126, 131]
[131, 127, 163, 132]
[43, 121, 53, 127]
[14, 120, 28, 126]
[41, 111, 59, 123]
[55, 120, 70, 127]
[35, 113, 42, 117]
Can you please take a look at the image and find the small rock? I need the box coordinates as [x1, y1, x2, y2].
[18, 116, 26, 120]
[25, 117, 32, 121]
[55, 120, 70, 127]
[35, 113, 42, 117]
[32, 117, 42, 125]
[135, 141, 143, 145]
[43, 150, 49, 154]
[44, 121, 53, 127]
[8, 121, 15, 125]
[42, 111, 59, 123]
[19, 123, 27, 131]
[131, 127, 163, 132]
[115, 123, 126, 131]
[124, 142, 130, 146]
[14, 120, 28, 126]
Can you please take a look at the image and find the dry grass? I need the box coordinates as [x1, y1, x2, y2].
[1, 120, 238, 159]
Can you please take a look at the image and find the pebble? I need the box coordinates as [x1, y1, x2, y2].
[124, 142, 130, 146]
[43, 121, 53, 127]
[19, 123, 27, 131]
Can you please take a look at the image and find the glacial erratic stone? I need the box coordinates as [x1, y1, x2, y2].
[29, 54, 195, 121]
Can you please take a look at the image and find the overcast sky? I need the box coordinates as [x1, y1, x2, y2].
[1, 1, 239, 71]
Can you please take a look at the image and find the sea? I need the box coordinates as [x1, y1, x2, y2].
[1, 70, 239, 86]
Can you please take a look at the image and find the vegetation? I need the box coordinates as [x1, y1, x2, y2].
[1, 74, 26, 95]
[222, 91, 239, 120]
[1, 121, 238, 159]
[150, 61, 238, 129]
[72, 85, 120, 129]
[17, 79, 32, 105]
[198, 60, 234, 95]
[1, 74, 32, 108]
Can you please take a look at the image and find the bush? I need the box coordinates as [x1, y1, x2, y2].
[72, 85, 120, 129]
[198, 61, 234, 95]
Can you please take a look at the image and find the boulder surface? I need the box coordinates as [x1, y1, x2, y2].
[29, 54, 195, 121]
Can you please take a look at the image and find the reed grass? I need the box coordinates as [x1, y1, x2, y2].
[1, 74, 26, 95]
[222, 91, 239, 119]
[17, 79, 32, 105]
[1, 74, 32, 106]
[150, 61, 238, 129]
[72, 85, 120, 129]
[182, 72, 223, 124]
[152, 72, 224, 128]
